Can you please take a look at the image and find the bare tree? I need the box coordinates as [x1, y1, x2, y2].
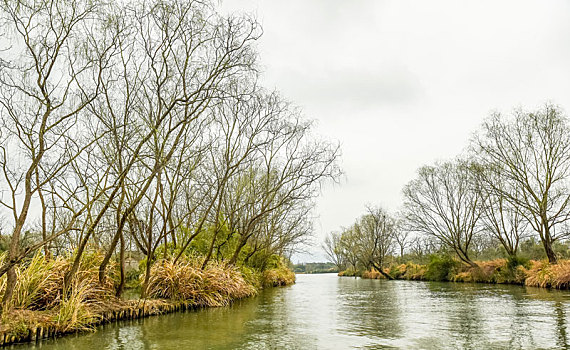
[55, 0, 262, 289]
[0, 0, 116, 307]
[393, 214, 409, 259]
[473, 105, 570, 263]
[339, 226, 360, 271]
[323, 231, 345, 270]
[0, 0, 340, 306]
[226, 120, 341, 265]
[474, 166, 529, 258]
[356, 206, 395, 279]
[403, 160, 481, 267]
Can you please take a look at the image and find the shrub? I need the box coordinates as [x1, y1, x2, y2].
[125, 269, 141, 289]
[389, 264, 407, 279]
[401, 263, 426, 280]
[261, 265, 296, 287]
[472, 259, 504, 282]
[506, 255, 530, 270]
[239, 266, 262, 290]
[425, 254, 459, 281]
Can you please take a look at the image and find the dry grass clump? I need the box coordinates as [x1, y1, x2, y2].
[358, 258, 529, 284]
[0, 251, 294, 344]
[0, 251, 116, 312]
[53, 279, 101, 332]
[476, 259, 506, 280]
[261, 265, 296, 287]
[452, 259, 506, 283]
[525, 260, 555, 288]
[0, 309, 52, 335]
[551, 261, 570, 289]
[0, 251, 117, 335]
[400, 263, 427, 280]
[5, 252, 58, 310]
[361, 269, 383, 279]
[338, 268, 360, 277]
[360, 263, 427, 280]
[145, 258, 256, 307]
[525, 260, 570, 289]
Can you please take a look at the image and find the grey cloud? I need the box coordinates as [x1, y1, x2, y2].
[277, 65, 423, 109]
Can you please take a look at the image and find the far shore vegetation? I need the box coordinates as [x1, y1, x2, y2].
[293, 262, 339, 274]
[326, 105, 570, 290]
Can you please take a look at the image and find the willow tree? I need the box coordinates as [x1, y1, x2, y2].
[403, 160, 482, 267]
[323, 232, 345, 270]
[47, 0, 263, 292]
[174, 84, 277, 267]
[473, 105, 570, 263]
[356, 206, 396, 279]
[0, 0, 116, 307]
[473, 166, 529, 258]
[338, 226, 361, 271]
[225, 112, 341, 265]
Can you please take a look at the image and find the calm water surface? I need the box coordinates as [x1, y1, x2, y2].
[13, 274, 570, 349]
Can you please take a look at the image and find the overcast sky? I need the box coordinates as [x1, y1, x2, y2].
[222, 0, 570, 263]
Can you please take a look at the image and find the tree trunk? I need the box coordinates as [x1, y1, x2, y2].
[202, 226, 221, 269]
[116, 231, 126, 298]
[229, 238, 248, 265]
[371, 262, 394, 280]
[1, 267, 17, 309]
[455, 246, 478, 268]
[538, 214, 557, 264]
[2, 211, 30, 308]
[65, 186, 122, 290]
[65, 231, 91, 291]
[36, 170, 49, 259]
[243, 247, 257, 265]
[141, 254, 152, 299]
[99, 214, 128, 284]
[543, 237, 557, 264]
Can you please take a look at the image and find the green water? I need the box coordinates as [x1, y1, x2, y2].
[12, 274, 570, 349]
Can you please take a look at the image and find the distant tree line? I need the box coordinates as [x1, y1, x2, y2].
[325, 105, 570, 272]
[0, 0, 341, 309]
[293, 262, 338, 274]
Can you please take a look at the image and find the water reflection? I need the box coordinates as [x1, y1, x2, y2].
[12, 274, 570, 349]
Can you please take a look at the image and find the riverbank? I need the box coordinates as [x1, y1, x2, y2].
[0, 254, 295, 347]
[344, 257, 570, 289]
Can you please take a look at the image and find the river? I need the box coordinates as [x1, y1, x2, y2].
[13, 273, 570, 349]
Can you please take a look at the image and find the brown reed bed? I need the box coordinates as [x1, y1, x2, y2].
[355, 258, 570, 289]
[0, 252, 295, 346]
[524, 260, 570, 289]
[144, 257, 257, 307]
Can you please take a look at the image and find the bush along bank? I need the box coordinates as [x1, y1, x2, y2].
[344, 254, 570, 289]
[0, 252, 295, 346]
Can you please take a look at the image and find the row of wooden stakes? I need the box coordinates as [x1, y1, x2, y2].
[0, 300, 195, 347]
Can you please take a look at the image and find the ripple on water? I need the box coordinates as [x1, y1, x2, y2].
[12, 274, 570, 350]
